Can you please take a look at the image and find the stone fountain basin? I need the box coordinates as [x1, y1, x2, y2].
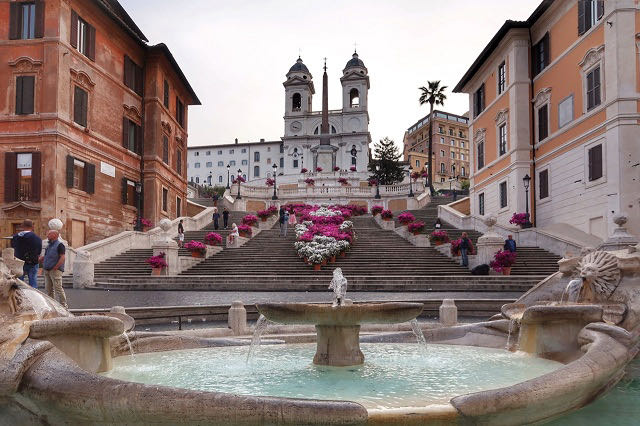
[257, 302, 425, 326]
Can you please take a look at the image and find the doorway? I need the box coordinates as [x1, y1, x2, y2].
[71, 219, 86, 248]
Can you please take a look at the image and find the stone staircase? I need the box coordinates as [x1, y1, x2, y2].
[176, 210, 246, 256]
[188, 197, 219, 207]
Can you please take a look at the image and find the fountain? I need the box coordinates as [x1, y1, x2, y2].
[1, 246, 640, 425]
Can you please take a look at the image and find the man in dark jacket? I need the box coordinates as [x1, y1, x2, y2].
[11, 219, 42, 289]
[222, 207, 230, 229]
[459, 232, 471, 267]
[504, 235, 517, 253]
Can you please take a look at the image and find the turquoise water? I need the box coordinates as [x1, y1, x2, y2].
[103, 343, 561, 409]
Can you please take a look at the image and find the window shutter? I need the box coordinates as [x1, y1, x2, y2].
[9, 2, 20, 40]
[122, 117, 129, 149]
[121, 178, 128, 204]
[4, 152, 17, 202]
[87, 24, 96, 61]
[35, 0, 45, 38]
[136, 122, 143, 155]
[123, 56, 130, 86]
[164, 80, 169, 108]
[81, 89, 88, 126]
[22, 76, 35, 115]
[66, 155, 75, 188]
[135, 64, 143, 96]
[31, 151, 42, 201]
[15, 76, 24, 115]
[543, 34, 550, 68]
[578, 0, 586, 35]
[175, 96, 179, 122]
[70, 10, 78, 48]
[85, 162, 96, 194]
[594, 67, 601, 106]
[532, 43, 540, 76]
[73, 88, 81, 125]
[597, 1, 604, 20]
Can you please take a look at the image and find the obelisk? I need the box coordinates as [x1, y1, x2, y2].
[316, 58, 336, 171]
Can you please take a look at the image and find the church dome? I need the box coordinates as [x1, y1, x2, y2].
[289, 57, 309, 73]
[344, 52, 365, 70]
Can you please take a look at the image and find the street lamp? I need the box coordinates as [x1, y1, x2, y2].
[450, 175, 459, 201]
[523, 174, 531, 227]
[374, 164, 381, 199]
[408, 165, 414, 197]
[135, 182, 142, 231]
[226, 164, 230, 189]
[236, 169, 242, 199]
[272, 163, 278, 200]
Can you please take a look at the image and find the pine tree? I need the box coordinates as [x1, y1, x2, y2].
[368, 137, 405, 185]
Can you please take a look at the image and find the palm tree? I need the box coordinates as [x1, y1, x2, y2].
[418, 81, 447, 195]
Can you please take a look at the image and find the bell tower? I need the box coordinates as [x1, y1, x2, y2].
[341, 51, 369, 112]
[283, 57, 314, 117]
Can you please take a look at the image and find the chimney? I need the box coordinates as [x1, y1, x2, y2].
[235, 138, 238, 144]
[260, 138, 265, 142]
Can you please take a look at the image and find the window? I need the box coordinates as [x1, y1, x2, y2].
[176, 150, 182, 175]
[229, 160, 236, 166]
[450, 140, 455, 147]
[478, 193, 485, 215]
[194, 162, 200, 168]
[241, 148, 247, 153]
[539, 169, 549, 199]
[558, 95, 574, 128]
[499, 181, 508, 208]
[65, 155, 95, 194]
[532, 33, 550, 77]
[194, 152, 200, 156]
[349, 88, 360, 107]
[451, 152, 455, 159]
[176, 97, 185, 127]
[217, 150, 222, 155]
[123, 56, 143, 96]
[538, 104, 549, 141]
[71, 11, 95, 61]
[218, 176, 223, 183]
[254, 152, 260, 162]
[254, 166, 260, 177]
[280, 145, 284, 153]
[217, 161, 224, 166]
[461, 166, 466, 177]
[229, 149, 234, 154]
[121, 178, 137, 207]
[459, 130, 464, 138]
[122, 118, 141, 154]
[267, 158, 271, 164]
[4, 152, 41, 202]
[293, 159, 299, 168]
[206, 161, 212, 167]
[578, 1, 604, 35]
[477, 141, 485, 169]
[73, 86, 88, 127]
[460, 141, 465, 148]
[498, 61, 506, 94]
[9, 2, 45, 40]
[473, 84, 485, 117]
[448, 128, 453, 136]
[461, 153, 465, 161]
[586, 66, 601, 111]
[206, 150, 211, 156]
[588, 144, 603, 181]
[440, 177, 445, 183]
[499, 124, 507, 155]
[451, 165, 456, 174]
[163, 79, 169, 108]
[415, 160, 420, 168]
[440, 137, 445, 144]
[162, 188, 168, 212]
[438, 126, 444, 134]
[16, 76, 35, 115]
[267, 147, 271, 152]
[195, 177, 199, 183]
[280, 157, 284, 168]
[292, 93, 301, 111]
[177, 197, 182, 217]
[440, 163, 445, 173]
[440, 150, 445, 157]
[162, 135, 169, 164]
[241, 160, 247, 166]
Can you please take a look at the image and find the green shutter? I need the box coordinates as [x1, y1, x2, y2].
[86, 163, 95, 194]
[4, 152, 17, 202]
[122, 178, 128, 204]
[31, 152, 42, 201]
[66, 155, 75, 188]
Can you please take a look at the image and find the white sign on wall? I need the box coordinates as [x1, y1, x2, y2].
[17, 153, 32, 169]
[100, 161, 116, 177]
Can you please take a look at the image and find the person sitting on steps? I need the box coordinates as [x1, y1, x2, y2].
[228, 223, 239, 245]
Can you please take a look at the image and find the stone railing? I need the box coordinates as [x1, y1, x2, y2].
[233, 181, 426, 199]
[438, 199, 584, 257]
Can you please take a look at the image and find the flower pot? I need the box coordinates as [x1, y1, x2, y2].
[330, 256, 336, 263]
[340, 251, 346, 258]
[412, 231, 421, 236]
[239, 232, 249, 238]
[190, 251, 204, 258]
[151, 267, 165, 276]
[313, 264, 321, 271]
[321, 259, 328, 266]
[372, 212, 379, 216]
[435, 241, 444, 246]
[383, 218, 391, 221]
[261, 217, 267, 222]
[502, 267, 512, 275]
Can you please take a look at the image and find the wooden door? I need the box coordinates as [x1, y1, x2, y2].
[71, 219, 85, 248]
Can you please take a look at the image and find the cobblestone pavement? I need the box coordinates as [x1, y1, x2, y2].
[63, 289, 522, 309]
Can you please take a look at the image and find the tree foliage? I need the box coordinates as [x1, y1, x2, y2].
[368, 137, 405, 185]
[418, 81, 447, 194]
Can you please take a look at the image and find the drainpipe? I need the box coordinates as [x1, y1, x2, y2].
[139, 52, 147, 228]
[528, 27, 537, 227]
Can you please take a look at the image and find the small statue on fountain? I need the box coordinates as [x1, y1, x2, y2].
[329, 268, 347, 307]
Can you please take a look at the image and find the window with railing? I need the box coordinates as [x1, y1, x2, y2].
[4, 152, 41, 202]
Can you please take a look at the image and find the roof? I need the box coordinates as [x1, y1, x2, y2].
[289, 57, 310, 74]
[407, 110, 469, 134]
[94, 0, 148, 43]
[453, 0, 554, 92]
[344, 52, 365, 70]
[148, 44, 201, 105]
[188, 140, 282, 151]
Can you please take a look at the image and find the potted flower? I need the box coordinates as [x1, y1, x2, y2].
[411, 171, 421, 181]
[490, 250, 518, 275]
[184, 240, 206, 258]
[350, 166, 357, 172]
[380, 210, 393, 221]
[146, 252, 168, 275]
[509, 212, 531, 228]
[242, 214, 258, 227]
[408, 221, 425, 236]
[257, 210, 271, 222]
[368, 178, 378, 187]
[371, 205, 383, 216]
[337, 177, 349, 186]
[304, 178, 315, 186]
[232, 176, 246, 184]
[333, 166, 340, 172]
[204, 232, 223, 246]
[430, 230, 450, 246]
[265, 178, 275, 187]
[398, 212, 416, 226]
[316, 166, 323, 173]
[238, 224, 252, 238]
[301, 168, 308, 173]
[267, 205, 278, 216]
[133, 217, 154, 231]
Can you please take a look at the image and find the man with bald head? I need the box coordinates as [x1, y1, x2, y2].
[38, 230, 67, 308]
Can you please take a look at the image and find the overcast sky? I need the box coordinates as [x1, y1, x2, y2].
[120, 0, 540, 149]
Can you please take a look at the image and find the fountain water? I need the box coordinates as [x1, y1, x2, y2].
[505, 318, 518, 351]
[410, 319, 428, 353]
[121, 332, 136, 361]
[561, 278, 583, 303]
[245, 315, 272, 363]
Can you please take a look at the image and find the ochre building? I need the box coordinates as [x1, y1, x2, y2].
[0, 0, 200, 247]
[454, 0, 639, 239]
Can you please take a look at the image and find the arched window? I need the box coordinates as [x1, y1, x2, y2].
[254, 151, 260, 162]
[451, 165, 456, 175]
[314, 125, 338, 134]
[461, 166, 466, 177]
[292, 93, 301, 111]
[440, 163, 445, 173]
[349, 88, 360, 107]
[254, 166, 260, 177]
[331, 125, 337, 134]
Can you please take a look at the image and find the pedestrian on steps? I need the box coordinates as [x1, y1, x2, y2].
[288, 210, 297, 226]
[213, 207, 220, 230]
[212, 193, 219, 207]
[11, 219, 42, 289]
[504, 235, 517, 253]
[281, 211, 290, 237]
[223, 207, 229, 229]
[229, 223, 239, 244]
[39, 230, 68, 308]
[177, 220, 185, 248]
[278, 206, 285, 235]
[459, 232, 472, 267]
[434, 218, 442, 230]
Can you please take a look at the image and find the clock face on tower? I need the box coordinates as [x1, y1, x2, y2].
[290, 121, 302, 132]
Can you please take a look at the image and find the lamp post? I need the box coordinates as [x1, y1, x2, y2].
[236, 169, 242, 199]
[408, 165, 415, 197]
[450, 175, 459, 201]
[226, 164, 230, 189]
[272, 163, 278, 200]
[523, 174, 531, 227]
[350, 146, 357, 171]
[374, 164, 381, 199]
[208, 171, 212, 186]
[135, 182, 142, 231]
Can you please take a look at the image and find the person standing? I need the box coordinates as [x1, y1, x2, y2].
[281, 210, 290, 237]
[504, 235, 517, 253]
[177, 220, 185, 248]
[279, 207, 286, 236]
[11, 219, 42, 289]
[213, 207, 220, 230]
[39, 230, 67, 308]
[212, 193, 219, 207]
[222, 207, 230, 229]
[459, 232, 472, 267]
